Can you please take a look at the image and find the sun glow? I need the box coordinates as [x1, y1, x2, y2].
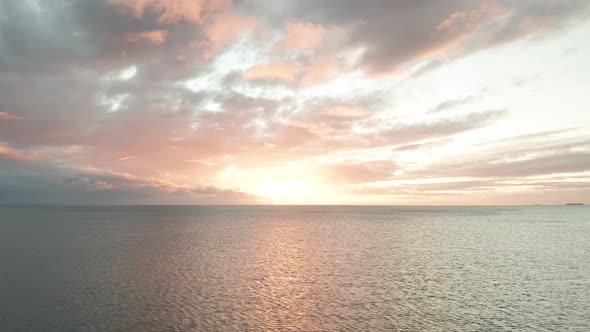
[258, 179, 308, 203]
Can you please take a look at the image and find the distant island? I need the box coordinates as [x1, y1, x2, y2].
[565, 203, 585, 205]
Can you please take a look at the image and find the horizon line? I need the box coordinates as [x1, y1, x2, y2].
[0, 203, 585, 207]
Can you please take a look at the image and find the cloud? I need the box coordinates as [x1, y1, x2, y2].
[0, 142, 29, 161]
[0, 0, 257, 77]
[65, 177, 117, 192]
[393, 139, 453, 152]
[107, 0, 231, 24]
[344, 180, 590, 205]
[0, 0, 588, 204]
[0, 1, 87, 68]
[368, 110, 507, 147]
[242, 56, 349, 88]
[0, 112, 25, 120]
[401, 133, 590, 182]
[281, 0, 590, 73]
[243, 61, 301, 83]
[127, 29, 168, 44]
[319, 161, 397, 184]
[274, 21, 327, 52]
[430, 96, 475, 113]
[422, 151, 590, 179]
[202, 11, 257, 58]
[0, 154, 260, 205]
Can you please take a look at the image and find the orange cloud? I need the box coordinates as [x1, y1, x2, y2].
[0, 142, 28, 160]
[436, 2, 509, 34]
[242, 56, 348, 87]
[109, 0, 231, 23]
[0, 112, 25, 120]
[243, 61, 302, 83]
[299, 57, 346, 87]
[202, 11, 257, 58]
[127, 30, 167, 44]
[275, 21, 326, 51]
[319, 161, 397, 184]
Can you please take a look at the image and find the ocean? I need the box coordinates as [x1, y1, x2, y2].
[0, 205, 588, 331]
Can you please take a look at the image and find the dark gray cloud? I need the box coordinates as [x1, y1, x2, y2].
[280, 0, 590, 72]
[0, 1, 87, 68]
[0, 0, 239, 79]
[488, 0, 590, 44]
[0, 154, 259, 205]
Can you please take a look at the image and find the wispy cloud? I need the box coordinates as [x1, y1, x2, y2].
[0, 112, 25, 120]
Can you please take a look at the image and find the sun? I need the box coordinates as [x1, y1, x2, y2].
[258, 179, 307, 203]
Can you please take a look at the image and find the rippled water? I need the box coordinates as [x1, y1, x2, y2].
[0, 206, 589, 331]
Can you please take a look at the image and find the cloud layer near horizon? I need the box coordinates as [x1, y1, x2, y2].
[1, 0, 589, 204]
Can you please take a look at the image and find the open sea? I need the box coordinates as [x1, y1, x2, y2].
[0, 205, 588, 331]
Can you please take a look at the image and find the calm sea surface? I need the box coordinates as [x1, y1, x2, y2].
[0, 206, 588, 331]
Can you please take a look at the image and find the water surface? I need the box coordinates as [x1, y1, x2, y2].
[0, 206, 588, 331]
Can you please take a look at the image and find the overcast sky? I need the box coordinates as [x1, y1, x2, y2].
[1, 0, 589, 205]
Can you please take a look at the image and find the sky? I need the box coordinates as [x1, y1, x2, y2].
[1, 0, 589, 205]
